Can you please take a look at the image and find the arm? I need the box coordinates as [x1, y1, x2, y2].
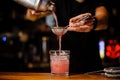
[94, 6, 109, 30]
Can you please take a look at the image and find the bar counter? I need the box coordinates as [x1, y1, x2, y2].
[0, 72, 119, 80]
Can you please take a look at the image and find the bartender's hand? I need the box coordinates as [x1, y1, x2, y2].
[24, 9, 51, 21]
[67, 13, 95, 32]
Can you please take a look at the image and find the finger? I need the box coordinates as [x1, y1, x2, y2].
[67, 25, 93, 32]
[69, 20, 86, 27]
[27, 9, 36, 15]
[80, 25, 93, 32]
[67, 26, 85, 32]
[31, 10, 36, 14]
[70, 13, 92, 22]
[29, 9, 41, 15]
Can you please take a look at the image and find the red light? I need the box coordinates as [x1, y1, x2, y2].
[106, 39, 120, 59]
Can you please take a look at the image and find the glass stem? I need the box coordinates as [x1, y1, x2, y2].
[58, 35, 62, 53]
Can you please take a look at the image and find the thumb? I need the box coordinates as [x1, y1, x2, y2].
[67, 27, 76, 31]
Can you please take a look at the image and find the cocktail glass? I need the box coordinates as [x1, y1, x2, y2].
[51, 27, 68, 36]
[49, 50, 70, 76]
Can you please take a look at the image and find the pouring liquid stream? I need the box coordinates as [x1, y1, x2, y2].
[52, 11, 62, 53]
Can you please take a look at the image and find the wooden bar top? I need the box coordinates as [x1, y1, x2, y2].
[0, 72, 119, 80]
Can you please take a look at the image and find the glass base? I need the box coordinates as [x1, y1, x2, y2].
[51, 72, 69, 76]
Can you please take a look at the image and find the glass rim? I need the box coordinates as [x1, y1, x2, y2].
[49, 50, 70, 54]
[51, 26, 68, 29]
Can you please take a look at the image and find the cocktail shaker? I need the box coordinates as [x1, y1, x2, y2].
[14, 0, 55, 12]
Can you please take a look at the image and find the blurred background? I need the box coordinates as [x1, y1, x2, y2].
[0, 0, 120, 72]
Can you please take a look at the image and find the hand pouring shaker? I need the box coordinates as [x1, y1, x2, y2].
[14, 0, 55, 12]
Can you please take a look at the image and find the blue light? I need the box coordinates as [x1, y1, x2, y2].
[99, 40, 105, 50]
[99, 40, 105, 59]
[2, 36, 7, 42]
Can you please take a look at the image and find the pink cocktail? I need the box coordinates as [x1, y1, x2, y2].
[49, 50, 70, 76]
